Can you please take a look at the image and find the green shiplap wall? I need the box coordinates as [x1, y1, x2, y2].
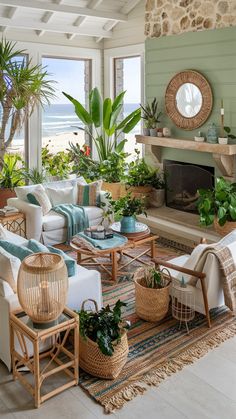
[145, 26, 236, 170]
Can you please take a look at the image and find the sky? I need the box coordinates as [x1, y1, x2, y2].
[43, 55, 141, 105]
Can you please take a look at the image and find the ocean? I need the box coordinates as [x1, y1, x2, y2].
[42, 103, 140, 138]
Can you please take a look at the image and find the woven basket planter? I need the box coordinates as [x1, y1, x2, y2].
[214, 219, 236, 236]
[134, 268, 171, 322]
[79, 331, 128, 379]
[102, 182, 126, 200]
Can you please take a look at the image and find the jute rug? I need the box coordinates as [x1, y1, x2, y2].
[63, 240, 236, 413]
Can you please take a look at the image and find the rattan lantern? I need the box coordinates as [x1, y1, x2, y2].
[17, 253, 68, 328]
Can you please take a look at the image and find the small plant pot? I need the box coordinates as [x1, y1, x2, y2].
[218, 137, 228, 145]
[150, 188, 165, 208]
[143, 128, 150, 136]
[120, 215, 136, 233]
[0, 188, 16, 207]
[150, 128, 157, 137]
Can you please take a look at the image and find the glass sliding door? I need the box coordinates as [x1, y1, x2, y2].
[114, 55, 141, 161]
[41, 57, 91, 154]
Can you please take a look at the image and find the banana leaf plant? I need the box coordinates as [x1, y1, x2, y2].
[62, 88, 141, 161]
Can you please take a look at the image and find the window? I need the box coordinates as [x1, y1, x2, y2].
[114, 56, 142, 161]
[41, 57, 91, 154]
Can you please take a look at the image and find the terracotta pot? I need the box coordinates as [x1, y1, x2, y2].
[0, 188, 16, 207]
[102, 182, 126, 200]
[214, 218, 236, 236]
[150, 188, 165, 208]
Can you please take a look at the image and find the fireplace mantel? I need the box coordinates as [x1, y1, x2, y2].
[135, 135, 236, 181]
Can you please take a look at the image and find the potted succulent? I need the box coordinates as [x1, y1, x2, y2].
[134, 267, 171, 322]
[0, 154, 24, 207]
[149, 170, 166, 208]
[197, 177, 236, 235]
[126, 149, 155, 202]
[140, 98, 162, 137]
[78, 299, 129, 379]
[108, 192, 147, 233]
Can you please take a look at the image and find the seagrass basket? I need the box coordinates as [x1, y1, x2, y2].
[79, 299, 129, 379]
[214, 218, 236, 236]
[134, 267, 171, 322]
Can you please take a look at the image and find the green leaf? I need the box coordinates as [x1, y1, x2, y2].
[117, 108, 141, 131]
[115, 139, 127, 153]
[103, 98, 112, 131]
[224, 126, 231, 134]
[217, 206, 226, 220]
[123, 110, 141, 133]
[229, 206, 236, 220]
[89, 87, 102, 127]
[62, 92, 92, 125]
[112, 91, 126, 111]
[110, 104, 122, 127]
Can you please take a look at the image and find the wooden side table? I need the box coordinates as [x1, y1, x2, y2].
[0, 212, 26, 237]
[10, 307, 79, 408]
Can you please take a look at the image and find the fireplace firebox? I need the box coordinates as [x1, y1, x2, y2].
[164, 160, 214, 213]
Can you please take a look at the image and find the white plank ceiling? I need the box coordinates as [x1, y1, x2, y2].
[0, 0, 142, 43]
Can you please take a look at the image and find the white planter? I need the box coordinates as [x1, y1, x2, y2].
[194, 136, 205, 142]
[150, 188, 165, 208]
[218, 137, 228, 145]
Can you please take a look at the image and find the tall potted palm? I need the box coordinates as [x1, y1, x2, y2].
[63, 88, 141, 199]
[0, 39, 56, 165]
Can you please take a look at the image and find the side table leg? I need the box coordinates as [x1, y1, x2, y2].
[151, 239, 156, 258]
[77, 252, 81, 264]
[10, 324, 16, 381]
[34, 340, 40, 408]
[111, 251, 118, 282]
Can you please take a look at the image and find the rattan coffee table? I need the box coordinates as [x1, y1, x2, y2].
[70, 230, 158, 282]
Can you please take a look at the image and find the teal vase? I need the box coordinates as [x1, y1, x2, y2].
[206, 123, 218, 144]
[120, 216, 136, 233]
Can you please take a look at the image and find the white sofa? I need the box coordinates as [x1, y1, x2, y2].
[8, 178, 108, 246]
[0, 227, 103, 371]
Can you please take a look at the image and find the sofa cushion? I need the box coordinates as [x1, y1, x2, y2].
[46, 186, 75, 206]
[42, 207, 103, 232]
[0, 225, 28, 245]
[15, 183, 45, 202]
[0, 247, 21, 293]
[77, 180, 102, 207]
[0, 240, 33, 261]
[27, 239, 75, 277]
[27, 189, 52, 215]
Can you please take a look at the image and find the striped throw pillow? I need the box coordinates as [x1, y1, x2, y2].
[77, 180, 102, 207]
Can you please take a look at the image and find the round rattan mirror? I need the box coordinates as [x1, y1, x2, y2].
[165, 70, 213, 130]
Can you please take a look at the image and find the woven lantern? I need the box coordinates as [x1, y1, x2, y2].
[17, 253, 68, 328]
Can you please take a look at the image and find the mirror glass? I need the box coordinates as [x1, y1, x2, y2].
[176, 83, 202, 118]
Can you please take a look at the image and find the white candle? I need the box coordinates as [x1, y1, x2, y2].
[221, 108, 224, 115]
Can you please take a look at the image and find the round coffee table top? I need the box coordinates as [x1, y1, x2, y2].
[111, 222, 150, 240]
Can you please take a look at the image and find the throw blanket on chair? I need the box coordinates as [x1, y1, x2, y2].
[184, 232, 236, 312]
[52, 204, 89, 242]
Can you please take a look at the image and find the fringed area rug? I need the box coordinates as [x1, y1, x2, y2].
[64, 240, 236, 413]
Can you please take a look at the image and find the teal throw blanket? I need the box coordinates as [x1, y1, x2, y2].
[52, 204, 89, 242]
[77, 232, 128, 250]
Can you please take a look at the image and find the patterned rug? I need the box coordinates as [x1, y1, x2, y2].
[63, 240, 236, 413]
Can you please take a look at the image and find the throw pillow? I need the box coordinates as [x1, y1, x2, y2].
[27, 189, 52, 216]
[0, 240, 33, 261]
[15, 183, 45, 202]
[77, 180, 102, 207]
[48, 246, 76, 277]
[27, 239, 76, 277]
[46, 186, 75, 206]
[0, 247, 21, 293]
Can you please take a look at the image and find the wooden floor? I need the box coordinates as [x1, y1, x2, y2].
[1, 336, 236, 419]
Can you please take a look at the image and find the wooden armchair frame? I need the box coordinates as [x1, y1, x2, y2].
[153, 257, 211, 328]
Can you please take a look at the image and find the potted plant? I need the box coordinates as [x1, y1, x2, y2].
[126, 149, 155, 202]
[0, 39, 55, 165]
[197, 177, 236, 235]
[78, 299, 129, 379]
[134, 267, 171, 322]
[149, 170, 166, 208]
[0, 154, 24, 207]
[63, 88, 141, 162]
[68, 142, 101, 182]
[140, 98, 161, 137]
[99, 152, 127, 199]
[42, 146, 72, 180]
[108, 192, 147, 233]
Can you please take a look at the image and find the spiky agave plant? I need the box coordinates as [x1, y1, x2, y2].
[140, 98, 161, 129]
